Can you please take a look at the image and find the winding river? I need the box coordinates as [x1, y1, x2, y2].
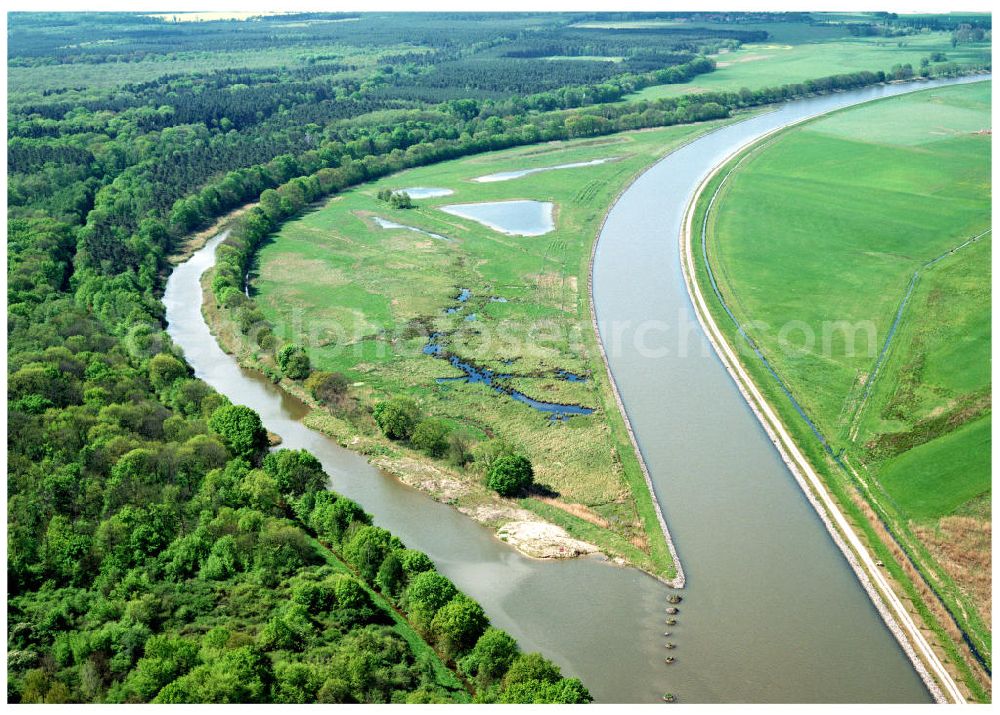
[164, 76, 986, 703]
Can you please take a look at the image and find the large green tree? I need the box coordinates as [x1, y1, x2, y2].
[276, 344, 311, 380]
[372, 398, 421, 440]
[262, 449, 326, 496]
[209, 404, 269, 461]
[410, 418, 451, 458]
[487, 455, 534, 497]
[431, 595, 488, 659]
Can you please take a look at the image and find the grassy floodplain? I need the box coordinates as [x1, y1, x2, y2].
[629, 30, 990, 101]
[694, 82, 991, 697]
[247, 119, 736, 579]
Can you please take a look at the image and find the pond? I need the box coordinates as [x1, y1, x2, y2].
[473, 157, 617, 183]
[440, 200, 555, 236]
[372, 216, 452, 242]
[396, 186, 455, 199]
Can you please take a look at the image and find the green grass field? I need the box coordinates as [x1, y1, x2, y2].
[251, 119, 734, 578]
[629, 32, 990, 101]
[879, 415, 991, 522]
[696, 82, 991, 691]
[708, 83, 991, 443]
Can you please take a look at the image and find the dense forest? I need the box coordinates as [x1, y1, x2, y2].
[6, 10, 991, 704]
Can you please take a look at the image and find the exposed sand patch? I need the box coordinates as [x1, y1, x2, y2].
[372, 458, 600, 559]
[530, 271, 566, 289]
[496, 521, 599, 559]
[458, 503, 538, 524]
[372, 456, 471, 502]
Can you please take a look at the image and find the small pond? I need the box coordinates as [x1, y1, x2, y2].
[396, 186, 455, 199]
[440, 200, 554, 236]
[472, 157, 616, 183]
[372, 216, 452, 242]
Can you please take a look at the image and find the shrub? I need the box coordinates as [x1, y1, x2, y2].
[262, 449, 326, 496]
[447, 432, 475, 468]
[343, 526, 395, 582]
[487, 455, 533, 497]
[148, 353, 187, 391]
[208, 404, 268, 461]
[431, 594, 488, 659]
[309, 496, 370, 545]
[330, 575, 380, 625]
[398, 549, 434, 576]
[255, 328, 274, 349]
[236, 307, 266, 335]
[372, 398, 420, 440]
[389, 191, 413, 209]
[473, 437, 518, 473]
[240, 469, 282, 514]
[291, 580, 336, 615]
[493, 677, 593, 704]
[410, 418, 450, 458]
[305, 371, 350, 405]
[502, 652, 561, 688]
[258, 603, 314, 652]
[218, 286, 247, 310]
[460, 628, 519, 687]
[374, 550, 405, 598]
[404, 571, 457, 631]
[276, 344, 311, 380]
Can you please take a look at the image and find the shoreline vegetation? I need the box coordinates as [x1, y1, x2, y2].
[683, 84, 990, 702]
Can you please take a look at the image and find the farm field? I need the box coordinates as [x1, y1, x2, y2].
[249, 120, 732, 575]
[573, 18, 851, 43]
[698, 82, 991, 658]
[629, 32, 991, 101]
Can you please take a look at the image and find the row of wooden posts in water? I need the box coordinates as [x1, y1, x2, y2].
[661, 593, 683, 703]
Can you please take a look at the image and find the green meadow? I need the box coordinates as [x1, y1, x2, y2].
[630, 32, 990, 101]
[879, 415, 991, 522]
[697, 82, 991, 675]
[708, 82, 991, 442]
[252, 119, 732, 577]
